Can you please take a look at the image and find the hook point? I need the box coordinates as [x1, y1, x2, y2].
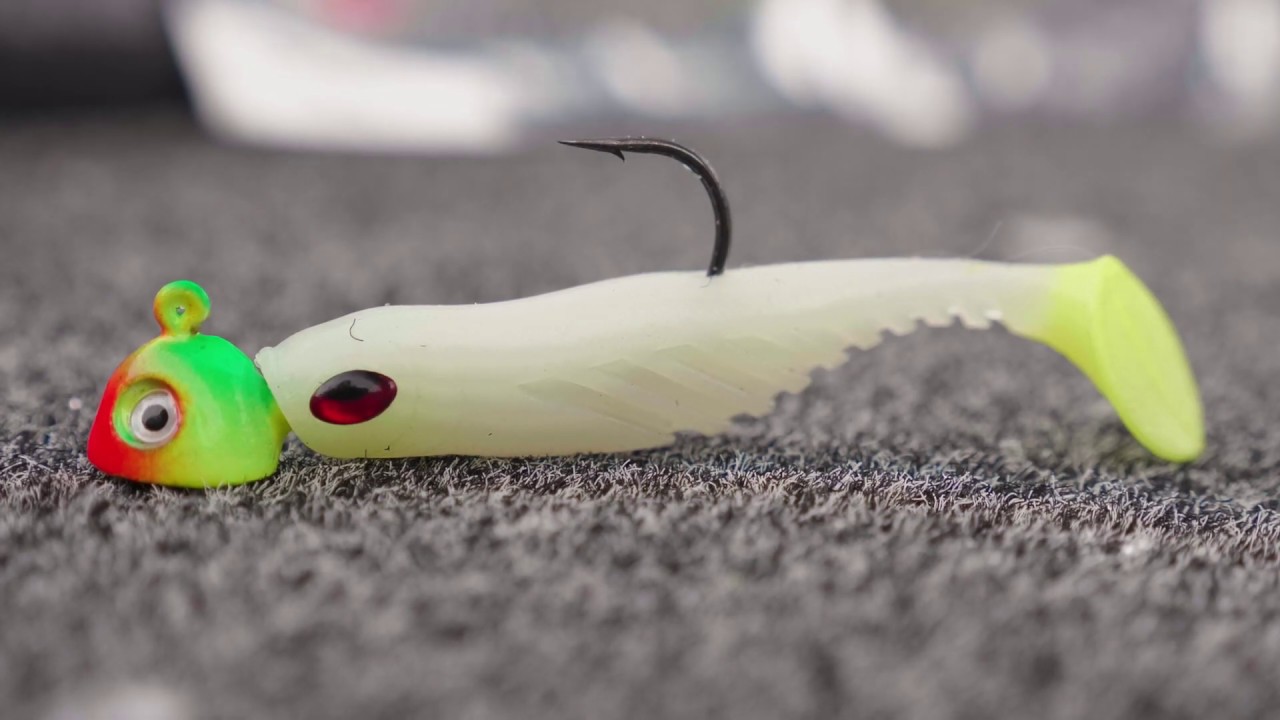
[560, 139, 626, 162]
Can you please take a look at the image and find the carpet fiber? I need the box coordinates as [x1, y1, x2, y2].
[2, 110, 1279, 719]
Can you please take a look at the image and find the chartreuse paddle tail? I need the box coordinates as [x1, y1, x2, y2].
[86, 140, 1203, 488]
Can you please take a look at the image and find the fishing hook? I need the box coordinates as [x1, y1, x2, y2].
[560, 137, 732, 277]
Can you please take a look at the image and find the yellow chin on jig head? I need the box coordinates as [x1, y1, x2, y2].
[87, 138, 1204, 488]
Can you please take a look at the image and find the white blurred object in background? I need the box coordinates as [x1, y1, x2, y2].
[751, 0, 974, 147]
[168, 0, 529, 152]
[167, 0, 1280, 154]
[1198, 0, 1280, 138]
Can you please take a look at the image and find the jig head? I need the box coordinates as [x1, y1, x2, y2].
[86, 281, 289, 487]
[88, 138, 1205, 487]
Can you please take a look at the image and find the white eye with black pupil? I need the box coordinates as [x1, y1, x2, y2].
[129, 390, 180, 447]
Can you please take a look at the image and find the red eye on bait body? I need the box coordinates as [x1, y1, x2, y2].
[310, 370, 398, 425]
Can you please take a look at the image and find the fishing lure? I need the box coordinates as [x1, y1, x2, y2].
[87, 138, 1205, 488]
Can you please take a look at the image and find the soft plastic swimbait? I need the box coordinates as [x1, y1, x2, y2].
[87, 139, 1204, 487]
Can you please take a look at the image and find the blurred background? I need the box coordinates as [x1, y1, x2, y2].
[4, 0, 1279, 148]
[6, 4, 1280, 719]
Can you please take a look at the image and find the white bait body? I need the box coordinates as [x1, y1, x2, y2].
[257, 257, 1143, 459]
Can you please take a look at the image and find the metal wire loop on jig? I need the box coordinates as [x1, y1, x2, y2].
[559, 137, 732, 277]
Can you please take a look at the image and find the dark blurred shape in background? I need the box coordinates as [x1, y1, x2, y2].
[0, 0, 182, 109]
[3, 0, 1279, 146]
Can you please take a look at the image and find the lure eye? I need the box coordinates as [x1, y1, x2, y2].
[310, 370, 398, 425]
[128, 389, 181, 447]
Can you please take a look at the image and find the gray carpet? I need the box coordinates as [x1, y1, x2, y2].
[2, 109, 1279, 720]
